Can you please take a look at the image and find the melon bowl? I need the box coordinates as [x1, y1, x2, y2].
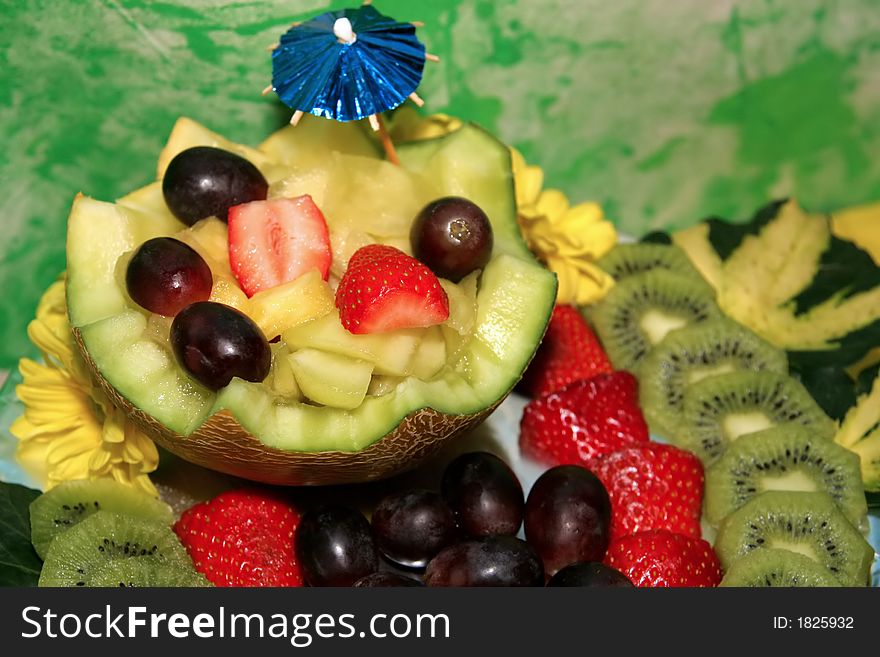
[65, 116, 557, 486]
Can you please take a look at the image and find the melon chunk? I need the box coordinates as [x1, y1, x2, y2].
[282, 311, 423, 376]
[289, 349, 374, 410]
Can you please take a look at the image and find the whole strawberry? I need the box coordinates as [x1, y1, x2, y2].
[520, 305, 612, 398]
[592, 442, 704, 541]
[519, 371, 649, 467]
[174, 489, 303, 587]
[605, 530, 721, 587]
[335, 244, 449, 334]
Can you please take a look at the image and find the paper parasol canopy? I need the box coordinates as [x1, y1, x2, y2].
[270, 4, 428, 128]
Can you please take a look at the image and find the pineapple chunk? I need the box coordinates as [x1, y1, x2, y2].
[209, 277, 252, 315]
[249, 270, 335, 339]
[289, 349, 374, 410]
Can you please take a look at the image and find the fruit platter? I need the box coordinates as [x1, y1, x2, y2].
[1, 2, 879, 588]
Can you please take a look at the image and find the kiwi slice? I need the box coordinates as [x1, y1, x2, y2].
[719, 548, 839, 587]
[705, 423, 868, 532]
[597, 243, 708, 286]
[679, 370, 836, 465]
[89, 560, 211, 588]
[714, 491, 874, 587]
[589, 269, 721, 371]
[30, 478, 174, 559]
[637, 318, 787, 441]
[38, 511, 192, 587]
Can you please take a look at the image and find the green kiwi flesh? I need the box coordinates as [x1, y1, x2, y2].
[714, 491, 874, 587]
[679, 370, 837, 465]
[705, 423, 868, 532]
[598, 242, 709, 287]
[589, 269, 721, 371]
[719, 548, 840, 587]
[636, 318, 787, 441]
[38, 511, 193, 587]
[89, 560, 211, 587]
[30, 478, 174, 559]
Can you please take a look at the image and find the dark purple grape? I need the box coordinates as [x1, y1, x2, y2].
[410, 196, 493, 282]
[162, 146, 268, 225]
[441, 451, 524, 537]
[295, 505, 379, 587]
[170, 301, 270, 390]
[125, 237, 213, 316]
[524, 465, 611, 576]
[371, 490, 458, 568]
[424, 536, 543, 587]
[353, 572, 424, 587]
[546, 563, 633, 587]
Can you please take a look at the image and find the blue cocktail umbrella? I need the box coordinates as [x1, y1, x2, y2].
[268, 3, 434, 140]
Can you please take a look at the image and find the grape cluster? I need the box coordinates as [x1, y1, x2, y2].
[293, 452, 632, 587]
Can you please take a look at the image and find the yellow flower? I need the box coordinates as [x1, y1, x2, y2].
[10, 277, 159, 495]
[512, 149, 617, 305]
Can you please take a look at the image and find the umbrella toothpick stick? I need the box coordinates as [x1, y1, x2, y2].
[369, 114, 400, 166]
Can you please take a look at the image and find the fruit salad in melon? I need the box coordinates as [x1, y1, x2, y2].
[66, 115, 557, 485]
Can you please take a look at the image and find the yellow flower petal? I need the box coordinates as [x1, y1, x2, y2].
[547, 255, 616, 306]
[535, 189, 570, 219]
[11, 276, 160, 496]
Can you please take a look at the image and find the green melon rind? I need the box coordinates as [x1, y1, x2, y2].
[397, 123, 531, 261]
[213, 254, 556, 452]
[69, 120, 557, 453]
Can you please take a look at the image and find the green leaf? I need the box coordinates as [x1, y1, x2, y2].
[793, 235, 880, 314]
[705, 198, 787, 260]
[0, 482, 43, 586]
[639, 231, 672, 245]
[790, 364, 857, 422]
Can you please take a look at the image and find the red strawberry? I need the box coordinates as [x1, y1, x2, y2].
[336, 244, 449, 334]
[173, 489, 303, 587]
[605, 531, 721, 587]
[228, 195, 331, 296]
[520, 305, 612, 397]
[519, 371, 649, 467]
[591, 442, 704, 541]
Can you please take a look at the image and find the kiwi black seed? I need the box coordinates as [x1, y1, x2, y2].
[715, 491, 874, 586]
[29, 478, 175, 559]
[597, 242, 709, 288]
[636, 318, 787, 441]
[38, 511, 194, 587]
[705, 423, 868, 532]
[719, 548, 839, 587]
[678, 370, 836, 466]
[88, 560, 212, 588]
[588, 269, 721, 371]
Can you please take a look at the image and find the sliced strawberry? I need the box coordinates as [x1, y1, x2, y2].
[604, 531, 721, 587]
[228, 195, 331, 296]
[336, 244, 449, 334]
[520, 305, 613, 398]
[173, 489, 303, 587]
[591, 442, 704, 541]
[519, 371, 649, 467]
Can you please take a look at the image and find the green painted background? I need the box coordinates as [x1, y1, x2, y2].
[2, 0, 880, 370]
